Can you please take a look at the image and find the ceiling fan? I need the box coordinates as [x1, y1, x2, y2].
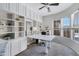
[39, 3, 59, 12]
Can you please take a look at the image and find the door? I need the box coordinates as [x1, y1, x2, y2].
[54, 20, 61, 36]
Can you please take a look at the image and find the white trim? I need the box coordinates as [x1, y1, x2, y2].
[61, 18, 64, 37]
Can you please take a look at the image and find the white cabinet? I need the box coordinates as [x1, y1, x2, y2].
[31, 11, 35, 20]
[10, 37, 27, 56]
[0, 3, 26, 17]
[23, 6, 26, 16]
[9, 3, 18, 14]
[30, 9, 32, 20]
[33, 13, 40, 22]
[35, 13, 38, 21]
[0, 3, 9, 11]
[9, 3, 23, 15]
[25, 7, 27, 18]
[33, 12, 36, 20]
[18, 4, 22, 16]
[5, 41, 10, 56]
[39, 16, 42, 23]
[18, 4, 25, 16]
[37, 13, 39, 21]
[20, 38, 27, 51]
[26, 8, 31, 19]
[37, 14, 40, 21]
[11, 39, 20, 56]
[30, 9, 34, 20]
[16, 4, 19, 14]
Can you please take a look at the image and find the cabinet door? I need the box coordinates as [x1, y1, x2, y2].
[36, 13, 38, 21]
[33, 12, 36, 20]
[30, 9, 32, 19]
[26, 8, 30, 19]
[37, 15, 39, 22]
[30, 10, 32, 19]
[18, 4, 25, 16]
[20, 38, 27, 51]
[25, 7, 27, 18]
[4, 41, 10, 56]
[0, 3, 9, 11]
[11, 40, 20, 56]
[39, 16, 42, 23]
[37, 14, 39, 21]
[34, 13, 39, 21]
[9, 3, 17, 14]
[30, 9, 34, 20]
[16, 3, 19, 14]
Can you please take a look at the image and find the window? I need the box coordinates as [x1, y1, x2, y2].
[63, 17, 71, 27]
[63, 17, 71, 38]
[74, 12, 79, 26]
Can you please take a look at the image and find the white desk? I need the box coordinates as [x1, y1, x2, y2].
[27, 35, 55, 54]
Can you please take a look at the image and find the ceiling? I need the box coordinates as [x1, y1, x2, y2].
[22, 3, 73, 16]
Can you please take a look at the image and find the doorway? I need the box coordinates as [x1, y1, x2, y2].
[54, 20, 61, 36]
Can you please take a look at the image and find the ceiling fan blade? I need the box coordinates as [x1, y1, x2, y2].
[47, 7, 51, 12]
[49, 3, 59, 6]
[39, 6, 45, 10]
[41, 3, 48, 5]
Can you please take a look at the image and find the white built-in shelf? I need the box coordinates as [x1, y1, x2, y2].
[0, 11, 25, 39]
